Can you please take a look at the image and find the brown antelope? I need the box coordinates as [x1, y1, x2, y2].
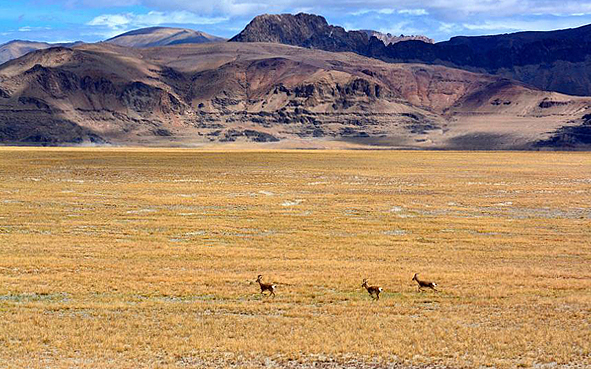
[256, 275, 276, 298]
[412, 273, 438, 292]
[361, 278, 383, 300]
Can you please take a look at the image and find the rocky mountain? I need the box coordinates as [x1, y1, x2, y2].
[231, 13, 591, 96]
[105, 27, 226, 48]
[229, 14, 433, 51]
[0, 40, 82, 65]
[229, 13, 374, 52]
[360, 30, 433, 46]
[0, 42, 589, 148]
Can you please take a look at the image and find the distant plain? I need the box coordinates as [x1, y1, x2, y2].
[0, 148, 589, 368]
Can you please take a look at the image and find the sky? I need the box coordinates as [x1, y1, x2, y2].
[1, 0, 591, 44]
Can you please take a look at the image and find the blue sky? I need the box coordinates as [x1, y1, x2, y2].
[2, 0, 591, 44]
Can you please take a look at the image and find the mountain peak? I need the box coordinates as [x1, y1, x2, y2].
[230, 13, 371, 52]
[105, 27, 226, 48]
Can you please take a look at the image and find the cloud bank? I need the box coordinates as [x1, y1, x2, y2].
[2, 0, 591, 44]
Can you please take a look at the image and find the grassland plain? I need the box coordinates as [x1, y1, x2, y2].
[0, 148, 589, 369]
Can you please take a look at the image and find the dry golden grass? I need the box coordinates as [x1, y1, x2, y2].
[0, 148, 590, 368]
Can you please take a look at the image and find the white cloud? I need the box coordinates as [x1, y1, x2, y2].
[156, 0, 591, 19]
[438, 22, 462, 34]
[350, 7, 428, 16]
[87, 14, 130, 28]
[461, 21, 525, 31]
[349, 9, 372, 16]
[17, 0, 591, 44]
[377, 9, 396, 15]
[142, 0, 271, 17]
[86, 10, 228, 36]
[47, 0, 141, 6]
[86, 10, 229, 38]
[41, 0, 591, 19]
[376, 21, 423, 36]
[398, 9, 428, 16]
[461, 18, 591, 32]
[17, 26, 52, 32]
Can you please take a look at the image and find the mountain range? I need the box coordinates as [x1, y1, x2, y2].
[233, 14, 591, 97]
[0, 27, 226, 64]
[0, 14, 590, 149]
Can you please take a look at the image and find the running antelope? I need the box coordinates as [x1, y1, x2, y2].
[361, 278, 383, 300]
[256, 275, 276, 298]
[412, 273, 438, 292]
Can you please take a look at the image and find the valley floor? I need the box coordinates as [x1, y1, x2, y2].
[0, 148, 589, 368]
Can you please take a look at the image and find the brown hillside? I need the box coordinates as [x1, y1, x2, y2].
[0, 42, 589, 148]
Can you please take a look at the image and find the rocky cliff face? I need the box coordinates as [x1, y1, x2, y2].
[230, 13, 591, 96]
[0, 42, 589, 148]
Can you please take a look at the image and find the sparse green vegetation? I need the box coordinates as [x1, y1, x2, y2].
[0, 148, 589, 368]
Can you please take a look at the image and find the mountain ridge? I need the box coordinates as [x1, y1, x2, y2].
[0, 40, 83, 65]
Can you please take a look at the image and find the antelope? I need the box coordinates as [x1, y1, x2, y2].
[361, 278, 383, 300]
[412, 273, 438, 292]
[256, 275, 276, 298]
